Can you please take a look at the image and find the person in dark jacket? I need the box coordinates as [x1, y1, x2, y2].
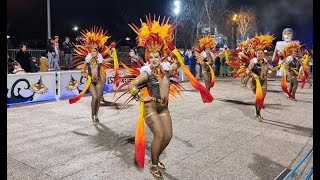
[29, 57, 39, 73]
[15, 44, 31, 72]
[188, 50, 197, 76]
[62, 37, 73, 69]
[214, 56, 221, 77]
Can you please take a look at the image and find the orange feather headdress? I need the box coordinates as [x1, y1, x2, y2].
[280, 41, 302, 59]
[250, 33, 275, 51]
[72, 26, 112, 67]
[129, 14, 177, 60]
[195, 35, 216, 52]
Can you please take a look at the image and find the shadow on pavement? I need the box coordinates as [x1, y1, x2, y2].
[261, 119, 313, 137]
[73, 123, 135, 167]
[248, 153, 286, 179]
[173, 136, 194, 148]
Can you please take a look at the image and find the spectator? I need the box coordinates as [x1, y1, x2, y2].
[221, 57, 228, 77]
[15, 44, 31, 72]
[183, 50, 190, 65]
[46, 38, 55, 70]
[189, 50, 197, 76]
[129, 48, 145, 68]
[39, 52, 49, 72]
[29, 57, 39, 73]
[11, 61, 26, 74]
[214, 56, 221, 77]
[62, 37, 73, 69]
[53, 36, 61, 70]
[309, 49, 313, 74]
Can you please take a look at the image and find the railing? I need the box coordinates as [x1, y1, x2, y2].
[283, 147, 313, 180]
[8, 49, 47, 64]
[7, 49, 133, 67]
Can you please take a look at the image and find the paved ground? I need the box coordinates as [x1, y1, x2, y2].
[7, 77, 313, 180]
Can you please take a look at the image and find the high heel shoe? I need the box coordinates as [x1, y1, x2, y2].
[150, 164, 162, 179]
[92, 116, 99, 125]
[157, 161, 165, 170]
[255, 114, 262, 122]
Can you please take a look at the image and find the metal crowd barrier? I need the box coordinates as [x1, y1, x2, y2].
[281, 147, 313, 180]
[7, 49, 133, 67]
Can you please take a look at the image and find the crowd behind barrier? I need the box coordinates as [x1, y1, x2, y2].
[7, 49, 133, 69]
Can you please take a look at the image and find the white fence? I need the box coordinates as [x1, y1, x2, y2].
[7, 67, 192, 105]
[7, 72, 57, 105]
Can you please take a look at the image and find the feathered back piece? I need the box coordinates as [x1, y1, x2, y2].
[73, 26, 111, 67]
[250, 33, 275, 51]
[239, 39, 250, 49]
[195, 35, 216, 52]
[129, 14, 177, 60]
[281, 41, 302, 58]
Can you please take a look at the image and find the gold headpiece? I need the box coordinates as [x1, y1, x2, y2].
[195, 35, 216, 52]
[129, 14, 177, 60]
[280, 41, 302, 58]
[250, 33, 275, 51]
[283, 41, 302, 52]
[239, 40, 249, 48]
[72, 26, 112, 67]
[82, 26, 110, 49]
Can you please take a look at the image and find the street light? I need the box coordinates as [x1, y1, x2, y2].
[125, 37, 131, 41]
[174, 8, 180, 15]
[72, 26, 79, 31]
[7, 35, 10, 39]
[173, 0, 181, 46]
[232, 14, 238, 49]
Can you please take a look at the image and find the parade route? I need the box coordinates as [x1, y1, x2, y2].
[7, 77, 313, 180]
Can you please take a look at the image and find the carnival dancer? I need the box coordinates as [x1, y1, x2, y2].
[226, 38, 254, 87]
[194, 35, 217, 91]
[69, 27, 119, 125]
[246, 34, 281, 122]
[299, 50, 313, 88]
[280, 42, 305, 101]
[113, 15, 213, 179]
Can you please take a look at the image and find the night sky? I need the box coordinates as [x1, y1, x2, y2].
[7, 0, 313, 49]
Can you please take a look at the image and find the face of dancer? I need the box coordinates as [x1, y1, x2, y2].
[291, 49, 297, 58]
[149, 51, 161, 67]
[256, 49, 264, 60]
[283, 31, 293, 42]
[91, 48, 98, 58]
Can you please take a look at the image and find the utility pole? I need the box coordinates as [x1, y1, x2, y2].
[47, 0, 51, 39]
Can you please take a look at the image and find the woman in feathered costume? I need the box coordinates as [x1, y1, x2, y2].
[194, 35, 217, 91]
[237, 39, 254, 87]
[114, 15, 213, 178]
[246, 34, 281, 121]
[280, 42, 305, 101]
[69, 27, 119, 125]
[224, 38, 254, 87]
